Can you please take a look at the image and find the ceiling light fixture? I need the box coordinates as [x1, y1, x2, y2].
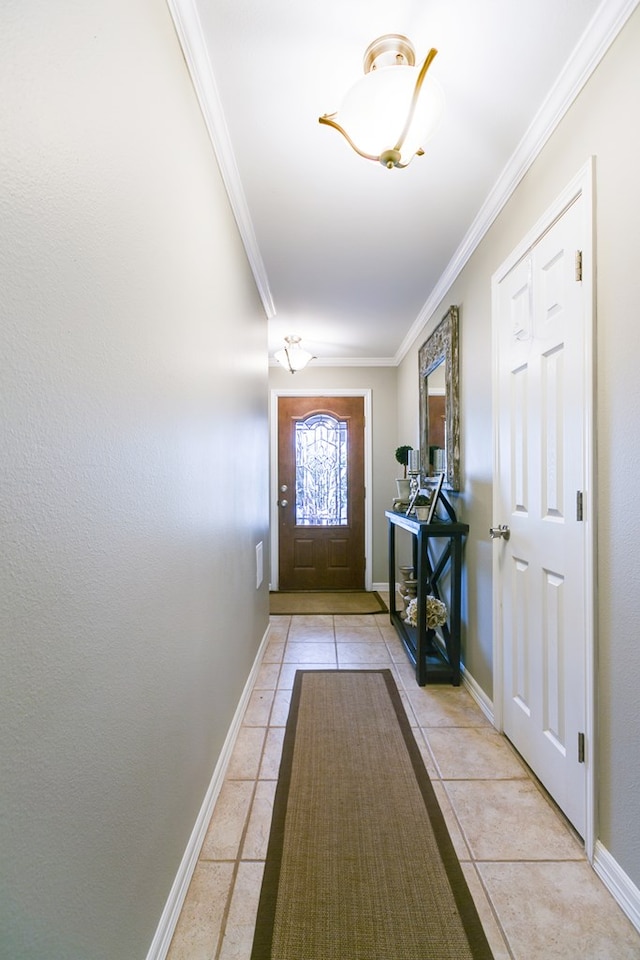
[319, 34, 444, 170]
[274, 335, 316, 374]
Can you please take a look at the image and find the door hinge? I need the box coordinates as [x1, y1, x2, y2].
[575, 250, 583, 282]
[576, 491, 584, 521]
[578, 732, 585, 764]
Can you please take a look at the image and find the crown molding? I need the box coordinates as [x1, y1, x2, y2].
[165, 0, 275, 319]
[167, 0, 638, 363]
[268, 356, 397, 369]
[395, 0, 640, 364]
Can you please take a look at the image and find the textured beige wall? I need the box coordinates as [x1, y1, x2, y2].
[397, 6, 640, 889]
[268, 365, 398, 585]
[0, 2, 269, 957]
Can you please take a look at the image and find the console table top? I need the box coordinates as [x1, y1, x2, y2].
[385, 510, 469, 536]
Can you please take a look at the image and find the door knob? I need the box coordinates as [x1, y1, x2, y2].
[489, 524, 510, 541]
[279, 499, 288, 508]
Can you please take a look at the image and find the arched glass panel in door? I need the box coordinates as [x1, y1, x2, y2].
[294, 414, 348, 525]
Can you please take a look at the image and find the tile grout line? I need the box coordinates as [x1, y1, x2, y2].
[466, 858, 516, 960]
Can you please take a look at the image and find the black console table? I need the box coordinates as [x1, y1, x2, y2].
[386, 510, 469, 686]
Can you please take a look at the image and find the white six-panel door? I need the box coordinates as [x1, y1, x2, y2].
[493, 173, 593, 840]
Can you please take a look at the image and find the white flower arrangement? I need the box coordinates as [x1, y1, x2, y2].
[405, 595, 447, 629]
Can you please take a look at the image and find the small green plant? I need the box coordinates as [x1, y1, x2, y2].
[413, 493, 432, 507]
[394, 445, 413, 478]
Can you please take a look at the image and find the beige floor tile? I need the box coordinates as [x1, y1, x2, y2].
[242, 779, 277, 860]
[259, 726, 285, 779]
[200, 780, 253, 861]
[397, 688, 419, 727]
[407, 685, 492, 728]
[262, 641, 285, 663]
[334, 624, 385, 642]
[382, 635, 406, 656]
[411, 727, 440, 780]
[337, 641, 392, 664]
[287, 616, 334, 640]
[242, 688, 274, 726]
[225, 727, 266, 780]
[478, 861, 640, 959]
[270, 688, 292, 726]
[218, 861, 266, 960]
[289, 614, 334, 627]
[459, 863, 512, 960]
[166, 861, 234, 960]
[284, 640, 337, 663]
[253, 661, 281, 690]
[287, 626, 335, 643]
[445, 779, 586, 861]
[285, 628, 336, 643]
[266, 621, 289, 642]
[427, 726, 529, 780]
[393, 656, 422, 689]
[333, 613, 384, 627]
[376, 613, 397, 628]
[385, 636, 411, 663]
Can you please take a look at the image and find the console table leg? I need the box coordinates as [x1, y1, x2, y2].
[450, 535, 462, 685]
[388, 520, 396, 619]
[415, 529, 427, 686]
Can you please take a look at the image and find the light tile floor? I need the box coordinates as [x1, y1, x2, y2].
[167, 606, 640, 960]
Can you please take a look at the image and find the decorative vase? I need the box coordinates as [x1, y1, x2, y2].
[398, 566, 417, 612]
[402, 580, 418, 612]
[395, 478, 411, 500]
[415, 506, 430, 521]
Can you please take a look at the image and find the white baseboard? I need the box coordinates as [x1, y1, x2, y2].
[371, 581, 390, 593]
[461, 663, 495, 726]
[145, 622, 272, 960]
[593, 840, 640, 933]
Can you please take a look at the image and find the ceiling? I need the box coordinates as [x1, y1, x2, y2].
[168, 0, 623, 364]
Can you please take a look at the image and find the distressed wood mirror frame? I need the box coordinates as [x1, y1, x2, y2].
[418, 305, 460, 491]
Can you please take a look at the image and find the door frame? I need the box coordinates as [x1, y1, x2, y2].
[491, 158, 596, 858]
[269, 389, 373, 592]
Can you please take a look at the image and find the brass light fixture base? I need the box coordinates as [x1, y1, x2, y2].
[363, 34, 416, 73]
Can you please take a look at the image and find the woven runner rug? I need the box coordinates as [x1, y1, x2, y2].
[251, 669, 494, 960]
[269, 590, 387, 616]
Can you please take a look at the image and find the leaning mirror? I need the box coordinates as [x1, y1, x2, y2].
[418, 305, 460, 491]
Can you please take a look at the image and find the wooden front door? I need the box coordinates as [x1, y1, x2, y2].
[277, 396, 365, 591]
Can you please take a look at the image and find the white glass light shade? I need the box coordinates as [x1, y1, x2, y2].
[336, 64, 444, 165]
[274, 336, 314, 374]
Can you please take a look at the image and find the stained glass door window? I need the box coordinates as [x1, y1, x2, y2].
[295, 414, 348, 525]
